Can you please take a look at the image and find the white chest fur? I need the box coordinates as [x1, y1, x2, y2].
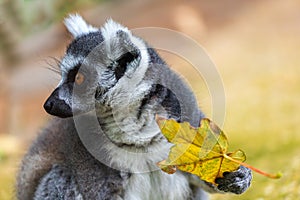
[96, 114, 192, 199]
[123, 170, 191, 200]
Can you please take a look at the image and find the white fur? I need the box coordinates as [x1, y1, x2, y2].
[64, 14, 98, 38]
[101, 19, 130, 42]
[60, 54, 83, 79]
[124, 172, 191, 200]
[100, 20, 128, 62]
[98, 133, 192, 200]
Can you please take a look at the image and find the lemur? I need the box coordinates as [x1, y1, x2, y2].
[16, 14, 252, 200]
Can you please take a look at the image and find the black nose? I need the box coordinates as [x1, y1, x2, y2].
[43, 99, 54, 113]
[43, 88, 73, 118]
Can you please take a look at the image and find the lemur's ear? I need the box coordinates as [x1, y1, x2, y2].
[64, 14, 98, 38]
[101, 18, 131, 41]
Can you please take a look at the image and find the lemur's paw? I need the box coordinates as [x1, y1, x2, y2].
[216, 166, 252, 194]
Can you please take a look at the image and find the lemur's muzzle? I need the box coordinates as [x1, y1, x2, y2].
[44, 88, 73, 118]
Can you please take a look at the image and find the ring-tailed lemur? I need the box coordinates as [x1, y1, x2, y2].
[16, 14, 252, 200]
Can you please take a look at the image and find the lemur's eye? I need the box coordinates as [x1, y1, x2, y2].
[75, 72, 85, 85]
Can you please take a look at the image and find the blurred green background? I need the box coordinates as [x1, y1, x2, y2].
[0, 0, 300, 199]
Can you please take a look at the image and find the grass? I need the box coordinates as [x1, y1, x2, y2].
[208, 1, 300, 198]
[0, 135, 23, 200]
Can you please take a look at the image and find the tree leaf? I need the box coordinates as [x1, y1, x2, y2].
[156, 116, 281, 184]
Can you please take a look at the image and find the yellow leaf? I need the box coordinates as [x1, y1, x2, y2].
[156, 117, 246, 184]
[156, 116, 281, 184]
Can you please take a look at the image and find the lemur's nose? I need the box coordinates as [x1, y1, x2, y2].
[43, 99, 53, 113]
[43, 88, 73, 118]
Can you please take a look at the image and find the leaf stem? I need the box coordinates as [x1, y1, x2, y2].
[223, 154, 282, 179]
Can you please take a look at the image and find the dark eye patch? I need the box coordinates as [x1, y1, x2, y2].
[114, 51, 138, 80]
[67, 65, 80, 83]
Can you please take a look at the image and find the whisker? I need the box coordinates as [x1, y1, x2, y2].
[45, 66, 60, 74]
[43, 57, 62, 75]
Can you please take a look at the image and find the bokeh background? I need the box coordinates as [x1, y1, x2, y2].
[1, 0, 300, 199]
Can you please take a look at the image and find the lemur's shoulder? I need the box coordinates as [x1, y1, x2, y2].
[16, 118, 74, 199]
[17, 118, 125, 199]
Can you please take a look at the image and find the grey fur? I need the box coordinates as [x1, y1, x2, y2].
[16, 15, 252, 200]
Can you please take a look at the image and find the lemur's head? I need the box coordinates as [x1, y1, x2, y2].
[44, 14, 154, 119]
[44, 15, 199, 163]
